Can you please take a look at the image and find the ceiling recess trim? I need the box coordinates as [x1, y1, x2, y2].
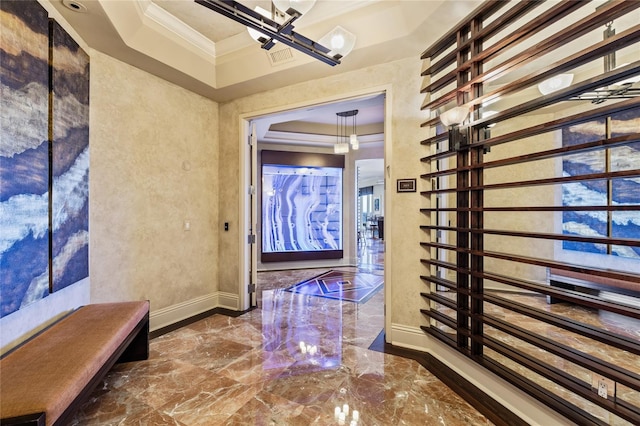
[141, 0, 217, 57]
[195, 0, 341, 66]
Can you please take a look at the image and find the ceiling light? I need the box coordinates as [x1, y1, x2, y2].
[247, 6, 274, 44]
[350, 134, 359, 150]
[319, 26, 356, 60]
[195, 0, 349, 66]
[538, 74, 574, 95]
[335, 110, 359, 154]
[62, 0, 87, 13]
[273, 0, 316, 16]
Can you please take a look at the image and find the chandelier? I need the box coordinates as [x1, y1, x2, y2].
[195, 0, 356, 66]
[334, 110, 359, 154]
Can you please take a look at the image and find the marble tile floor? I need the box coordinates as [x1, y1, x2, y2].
[71, 250, 494, 424]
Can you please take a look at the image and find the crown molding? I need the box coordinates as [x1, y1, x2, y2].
[142, 0, 217, 57]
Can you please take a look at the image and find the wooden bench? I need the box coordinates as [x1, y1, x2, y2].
[0, 301, 150, 426]
[548, 268, 640, 304]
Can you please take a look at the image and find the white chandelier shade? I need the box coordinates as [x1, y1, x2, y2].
[538, 73, 574, 95]
[319, 26, 356, 59]
[247, 6, 273, 43]
[273, 0, 316, 16]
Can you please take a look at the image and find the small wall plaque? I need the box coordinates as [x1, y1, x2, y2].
[397, 178, 416, 193]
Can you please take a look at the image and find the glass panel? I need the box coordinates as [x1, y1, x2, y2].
[262, 164, 342, 254]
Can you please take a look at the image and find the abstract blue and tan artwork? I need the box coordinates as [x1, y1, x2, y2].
[0, 0, 51, 317]
[561, 109, 640, 259]
[0, 2, 89, 318]
[50, 20, 89, 292]
[262, 164, 343, 253]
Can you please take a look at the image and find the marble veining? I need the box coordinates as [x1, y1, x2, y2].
[72, 239, 493, 425]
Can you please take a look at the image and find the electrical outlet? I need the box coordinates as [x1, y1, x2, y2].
[591, 375, 615, 399]
[598, 380, 607, 398]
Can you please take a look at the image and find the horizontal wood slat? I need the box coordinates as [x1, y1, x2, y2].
[482, 314, 640, 392]
[420, 133, 640, 178]
[482, 293, 640, 355]
[419, 1, 640, 422]
[422, 1, 640, 109]
[420, 97, 640, 159]
[478, 357, 609, 426]
[420, 225, 640, 250]
[420, 205, 640, 213]
[481, 335, 640, 425]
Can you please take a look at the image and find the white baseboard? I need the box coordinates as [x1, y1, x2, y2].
[150, 293, 218, 331]
[149, 292, 241, 332]
[218, 292, 240, 311]
[388, 323, 429, 352]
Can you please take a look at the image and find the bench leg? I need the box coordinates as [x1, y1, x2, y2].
[0, 413, 46, 426]
[117, 315, 149, 363]
[548, 280, 575, 304]
[549, 280, 600, 304]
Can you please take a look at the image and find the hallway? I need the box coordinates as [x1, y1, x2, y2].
[71, 237, 493, 424]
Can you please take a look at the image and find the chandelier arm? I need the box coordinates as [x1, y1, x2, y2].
[195, 0, 340, 66]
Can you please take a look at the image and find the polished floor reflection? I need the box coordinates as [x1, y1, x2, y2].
[71, 238, 493, 425]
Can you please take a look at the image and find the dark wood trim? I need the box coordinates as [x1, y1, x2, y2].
[482, 335, 640, 424]
[421, 0, 584, 93]
[472, 61, 640, 129]
[420, 0, 506, 60]
[261, 249, 343, 263]
[420, 225, 640, 250]
[480, 271, 639, 318]
[479, 356, 608, 426]
[482, 314, 640, 392]
[420, 274, 457, 290]
[483, 293, 640, 355]
[421, 1, 541, 77]
[421, 205, 640, 213]
[260, 150, 345, 168]
[421, 1, 640, 108]
[462, 23, 640, 112]
[419, 2, 640, 422]
[420, 167, 640, 194]
[416, 352, 527, 426]
[420, 308, 459, 330]
[0, 413, 46, 426]
[421, 291, 457, 310]
[420, 97, 640, 158]
[420, 133, 640, 178]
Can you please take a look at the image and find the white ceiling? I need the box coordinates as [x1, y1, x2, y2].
[49, 0, 482, 102]
[47, 0, 482, 179]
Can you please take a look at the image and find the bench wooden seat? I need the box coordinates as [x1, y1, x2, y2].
[0, 301, 149, 426]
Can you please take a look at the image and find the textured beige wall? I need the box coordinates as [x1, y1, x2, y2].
[89, 50, 219, 311]
[219, 57, 428, 326]
[483, 115, 557, 285]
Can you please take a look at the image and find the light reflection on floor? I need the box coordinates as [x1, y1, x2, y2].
[72, 237, 494, 424]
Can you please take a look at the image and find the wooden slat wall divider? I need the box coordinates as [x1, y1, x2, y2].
[420, 0, 640, 424]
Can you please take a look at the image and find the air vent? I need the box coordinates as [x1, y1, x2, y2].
[268, 47, 295, 66]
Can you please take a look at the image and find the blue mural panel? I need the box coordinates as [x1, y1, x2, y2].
[50, 21, 90, 292]
[561, 110, 640, 259]
[0, 0, 51, 317]
[262, 165, 343, 254]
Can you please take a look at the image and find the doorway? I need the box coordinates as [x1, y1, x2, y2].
[356, 158, 384, 272]
[239, 90, 389, 321]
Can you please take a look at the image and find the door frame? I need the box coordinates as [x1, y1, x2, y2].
[237, 85, 393, 339]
